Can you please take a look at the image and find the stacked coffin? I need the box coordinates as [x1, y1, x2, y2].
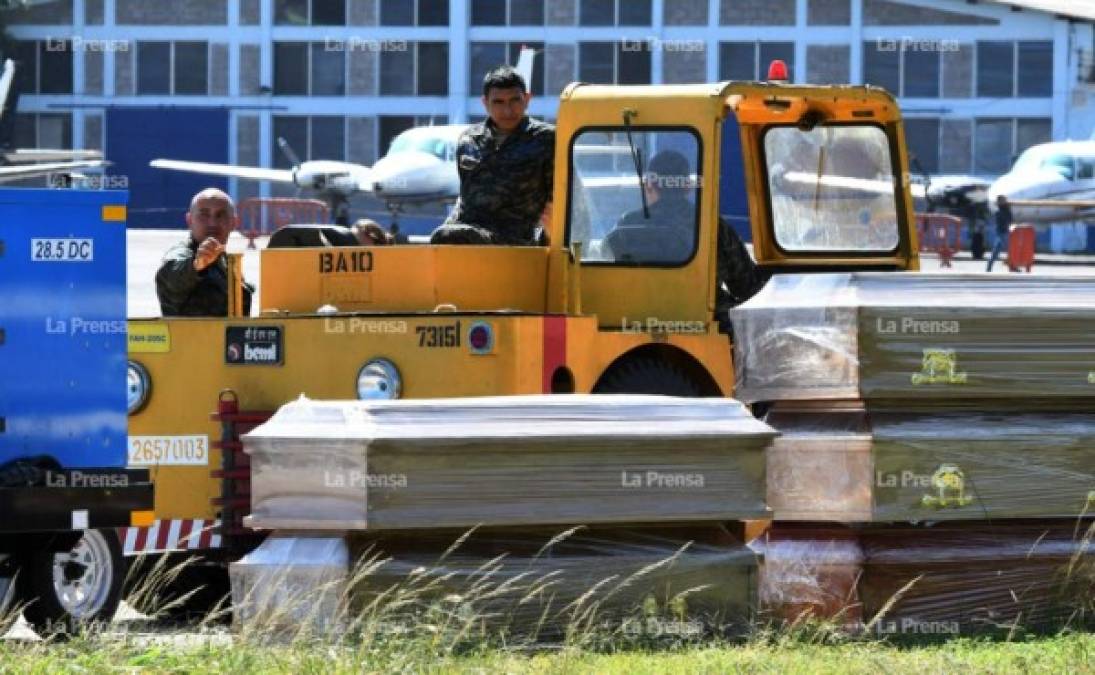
[233, 395, 774, 633]
[732, 272, 1095, 522]
[243, 394, 774, 530]
[732, 273, 1095, 634]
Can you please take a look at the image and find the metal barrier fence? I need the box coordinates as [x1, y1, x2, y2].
[238, 198, 330, 249]
[916, 213, 963, 267]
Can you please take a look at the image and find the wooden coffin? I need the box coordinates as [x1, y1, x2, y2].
[766, 403, 1095, 522]
[732, 273, 1095, 403]
[244, 395, 774, 531]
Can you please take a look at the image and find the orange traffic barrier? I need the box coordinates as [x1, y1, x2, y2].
[1007, 224, 1036, 273]
[238, 198, 330, 249]
[915, 213, 962, 267]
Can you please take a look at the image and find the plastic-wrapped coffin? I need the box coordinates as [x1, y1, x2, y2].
[731, 273, 1095, 403]
[243, 395, 774, 531]
[230, 525, 759, 639]
[766, 404, 1095, 522]
[756, 522, 1094, 638]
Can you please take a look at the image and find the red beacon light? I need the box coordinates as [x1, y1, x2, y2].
[767, 60, 789, 83]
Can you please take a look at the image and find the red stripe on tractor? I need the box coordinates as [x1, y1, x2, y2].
[542, 316, 567, 393]
[156, 522, 171, 550]
[178, 519, 194, 549]
[133, 527, 148, 552]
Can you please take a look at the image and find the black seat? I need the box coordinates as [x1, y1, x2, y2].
[267, 224, 358, 248]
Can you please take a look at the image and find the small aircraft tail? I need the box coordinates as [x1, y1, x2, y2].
[0, 59, 20, 150]
[515, 46, 535, 92]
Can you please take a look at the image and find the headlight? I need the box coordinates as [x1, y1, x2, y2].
[127, 361, 151, 414]
[356, 359, 401, 400]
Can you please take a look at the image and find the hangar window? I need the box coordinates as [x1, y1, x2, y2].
[275, 0, 346, 25]
[904, 118, 941, 174]
[469, 42, 545, 96]
[14, 113, 71, 150]
[274, 41, 345, 96]
[13, 40, 73, 95]
[862, 41, 939, 98]
[977, 41, 1015, 97]
[578, 42, 651, 85]
[380, 0, 448, 26]
[273, 115, 346, 166]
[719, 42, 795, 82]
[137, 41, 208, 96]
[579, 0, 651, 26]
[471, 0, 545, 25]
[380, 42, 449, 96]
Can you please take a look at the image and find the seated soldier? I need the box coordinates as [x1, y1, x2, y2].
[267, 219, 394, 248]
[431, 65, 554, 246]
[607, 150, 767, 326]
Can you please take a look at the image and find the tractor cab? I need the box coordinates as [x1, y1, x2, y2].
[249, 78, 918, 327]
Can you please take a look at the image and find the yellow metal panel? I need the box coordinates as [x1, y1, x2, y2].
[101, 205, 127, 222]
[129, 315, 545, 519]
[128, 322, 171, 353]
[130, 510, 156, 527]
[260, 246, 550, 314]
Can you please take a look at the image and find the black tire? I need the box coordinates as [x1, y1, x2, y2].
[18, 529, 124, 636]
[593, 357, 703, 396]
[126, 558, 232, 624]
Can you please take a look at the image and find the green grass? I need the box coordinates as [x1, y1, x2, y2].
[0, 631, 1091, 674]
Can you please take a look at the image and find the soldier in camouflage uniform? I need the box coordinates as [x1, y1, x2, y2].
[431, 65, 554, 246]
[610, 150, 767, 328]
[156, 188, 254, 316]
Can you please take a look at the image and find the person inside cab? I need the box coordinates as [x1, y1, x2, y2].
[430, 65, 555, 246]
[605, 150, 767, 328]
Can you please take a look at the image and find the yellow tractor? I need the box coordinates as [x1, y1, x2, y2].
[124, 78, 919, 617]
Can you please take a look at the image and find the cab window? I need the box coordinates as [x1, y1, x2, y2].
[568, 129, 701, 266]
[764, 125, 900, 252]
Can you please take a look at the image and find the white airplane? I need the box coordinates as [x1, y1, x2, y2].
[151, 49, 536, 224]
[988, 140, 1095, 223]
[0, 58, 106, 182]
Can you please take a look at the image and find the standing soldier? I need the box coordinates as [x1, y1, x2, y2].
[156, 188, 254, 316]
[431, 65, 555, 246]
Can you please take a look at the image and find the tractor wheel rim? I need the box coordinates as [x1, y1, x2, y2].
[52, 530, 112, 619]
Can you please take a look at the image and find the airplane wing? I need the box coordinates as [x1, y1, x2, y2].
[3, 148, 103, 164]
[782, 171, 896, 195]
[150, 158, 295, 183]
[0, 160, 104, 183]
[1005, 198, 1095, 209]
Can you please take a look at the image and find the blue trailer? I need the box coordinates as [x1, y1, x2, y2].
[0, 188, 153, 634]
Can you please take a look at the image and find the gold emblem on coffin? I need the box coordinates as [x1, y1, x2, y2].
[911, 348, 968, 385]
[920, 464, 974, 509]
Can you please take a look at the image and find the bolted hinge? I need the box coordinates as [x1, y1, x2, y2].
[0, 328, 5, 345]
[0, 417, 5, 433]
